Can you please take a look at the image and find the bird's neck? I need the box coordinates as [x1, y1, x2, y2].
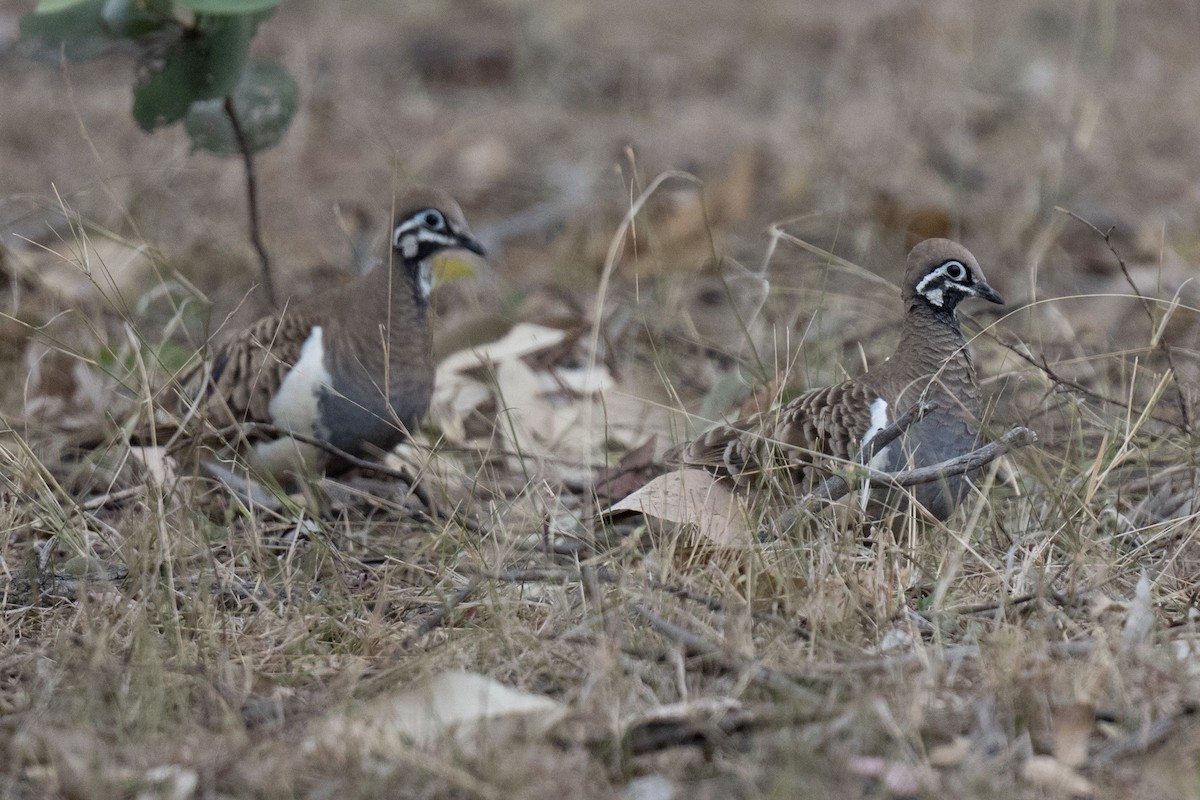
[891, 297, 979, 406]
[360, 259, 431, 350]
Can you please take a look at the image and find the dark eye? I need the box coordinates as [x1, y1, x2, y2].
[943, 260, 967, 281]
[422, 210, 446, 230]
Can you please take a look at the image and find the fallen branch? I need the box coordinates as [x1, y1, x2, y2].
[402, 576, 483, 648]
[854, 401, 932, 463]
[779, 425, 1038, 530]
[629, 603, 824, 705]
[1060, 208, 1193, 434]
[193, 421, 461, 523]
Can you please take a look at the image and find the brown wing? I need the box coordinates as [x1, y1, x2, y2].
[172, 311, 317, 426]
[675, 378, 879, 484]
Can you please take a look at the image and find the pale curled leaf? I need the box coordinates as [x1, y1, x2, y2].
[1051, 703, 1095, 769]
[609, 469, 751, 547]
[1022, 755, 1094, 797]
[1120, 569, 1155, 652]
[306, 670, 566, 757]
[438, 322, 568, 375]
[128, 447, 179, 486]
[846, 756, 938, 795]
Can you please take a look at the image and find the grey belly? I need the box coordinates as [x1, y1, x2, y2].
[872, 415, 983, 520]
[317, 381, 431, 461]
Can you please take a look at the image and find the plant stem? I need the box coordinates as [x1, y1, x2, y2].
[223, 96, 278, 307]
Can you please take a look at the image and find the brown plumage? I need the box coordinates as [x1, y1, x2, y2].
[169, 189, 484, 478]
[676, 238, 1004, 520]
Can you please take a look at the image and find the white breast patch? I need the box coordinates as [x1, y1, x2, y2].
[268, 326, 330, 437]
[255, 326, 331, 476]
[860, 397, 894, 469]
[861, 397, 890, 447]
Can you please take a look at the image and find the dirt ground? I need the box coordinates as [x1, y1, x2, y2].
[3, 1, 1200, 798]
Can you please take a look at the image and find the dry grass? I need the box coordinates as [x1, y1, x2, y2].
[4, 1, 1200, 798]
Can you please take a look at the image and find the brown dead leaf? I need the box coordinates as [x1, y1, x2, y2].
[592, 436, 661, 505]
[1022, 755, 1094, 797]
[23, 343, 115, 431]
[609, 469, 751, 547]
[1052, 703, 1095, 769]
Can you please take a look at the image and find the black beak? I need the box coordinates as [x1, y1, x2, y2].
[975, 282, 1004, 305]
[455, 232, 486, 257]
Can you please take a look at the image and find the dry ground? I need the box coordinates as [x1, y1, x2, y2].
[3, 1, 1200, 798]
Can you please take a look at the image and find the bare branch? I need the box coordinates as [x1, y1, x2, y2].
[629, 603, 823, 705]
[1059, 208, 1193, 434]
[224, 97, 278, 308]
[779, 425, 1037, 529]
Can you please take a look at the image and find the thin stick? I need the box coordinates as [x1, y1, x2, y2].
[986, 335, 1184, 432]
[780, 426, 1037, 529]
[224, 96, 278, 308]
[629, 603, 824, 705]
[1059, 208, 1192, 434]
[775, 401, 930, 530]
[402, 576, 482, 648]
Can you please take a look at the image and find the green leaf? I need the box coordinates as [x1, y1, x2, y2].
[100, 0, 172, 38]
[132, 35, 208, 129]
[194, 13, 258, 96]
[20, 0, 112, 60]
[34, 0, 91, 12]
[177, 0, 281, 13]
[131, 13, 264, 130]
[184, 58, 297, 154]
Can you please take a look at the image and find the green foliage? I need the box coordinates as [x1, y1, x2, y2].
[20, 0, 294, 155]
[20, 0, 110, 59]
[101, 0, 172, 38]
[184, 58, 298, 154]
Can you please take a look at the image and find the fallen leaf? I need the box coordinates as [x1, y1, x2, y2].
[609, 469, 751, 547]
[1051, 703, 1094, 769]
[847, 755, 938, 795]
[1121, 569, 1155, 652]
[307, 670, 566, 757]
[927, 737, 970, 768]
[620, 774, 677, 800]
[1022, 755, 1094, 797]
[128, 446, 179, 486]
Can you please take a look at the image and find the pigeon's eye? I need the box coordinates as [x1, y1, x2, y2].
[943, 260, 966, 281]
[422, 210, 446, 230]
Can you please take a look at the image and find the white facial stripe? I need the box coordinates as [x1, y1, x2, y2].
[416, 230, 456, 247]
[392, 223, 458, 256]
[915, 261, 970, 307]
[399, 233, 419, 259]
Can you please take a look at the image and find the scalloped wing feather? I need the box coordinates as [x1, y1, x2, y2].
[678, 378, 881, 485]
[174, 311, 317, 426]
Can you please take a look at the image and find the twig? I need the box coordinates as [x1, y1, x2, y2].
[79, 485, 143, 511]
[208, 421, 438, 514]
[774, 401, 929, 531]
[629, 603, 824, 705]
[224, 96, 278, 308]
[1060, 209, 1192, 434]
[854, 401, 933, 463]
[985, 335, 1185, 432]
[621, 706, 762, 756]
[779, 425, 1038, 529]
[402, 576, 482, 648]
[1091, 706, 1197, 765]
